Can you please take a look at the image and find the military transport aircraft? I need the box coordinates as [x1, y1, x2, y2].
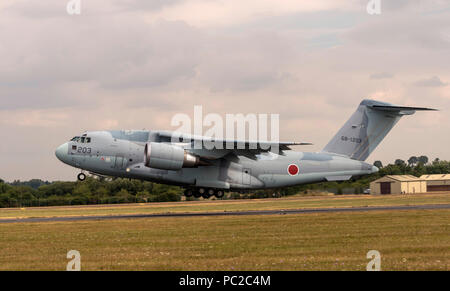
[55, 99, 436, 198]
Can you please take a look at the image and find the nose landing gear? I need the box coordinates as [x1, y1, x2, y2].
[77, 172, 86, 181]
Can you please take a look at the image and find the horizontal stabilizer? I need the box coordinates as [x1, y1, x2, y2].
[370, 104, 437, 113]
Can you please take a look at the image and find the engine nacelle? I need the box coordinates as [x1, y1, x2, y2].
[144, 142, 200, 170]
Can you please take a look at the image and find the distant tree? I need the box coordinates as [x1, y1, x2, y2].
[116, 188, 134, 203]
[136, 190, 151, 202]
[433, 158, 440, 165]
[38, 181, 75, 197]
[418, 155, 429, 165]
[373, 160, 383, 168]
[395, 159, 406, 167]
[72, 183, 92, 196]
[0, 181, 11, 194]
[407, 156, 418, 167]
[93, 187, 108, 197]
[0, 193, 11, 207]
[10, 179, 50, 189]
[412, 163, 426, 177]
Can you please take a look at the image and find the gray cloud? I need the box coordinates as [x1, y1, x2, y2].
[414, 76, 448, 87]
[113, 0, 184, 11]
[345, 10, 450, 50]
[6, 1, 65, 19]
[0, 12, 202, 109]
[370, 72, 394, 79]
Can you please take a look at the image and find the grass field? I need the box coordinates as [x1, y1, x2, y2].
[0, 209, 448, 270]
[0, 194, 448, 271]
[1, 193, 450, 219]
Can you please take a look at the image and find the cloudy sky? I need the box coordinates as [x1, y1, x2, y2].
[0, 0, 449, 181]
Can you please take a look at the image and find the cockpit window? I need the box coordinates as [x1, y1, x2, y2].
[70, 135, 91, 143]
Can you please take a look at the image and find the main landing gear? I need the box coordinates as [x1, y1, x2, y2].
[184, 188, 225, 199]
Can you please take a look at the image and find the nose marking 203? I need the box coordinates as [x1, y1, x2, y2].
[76, 147, 92, 154]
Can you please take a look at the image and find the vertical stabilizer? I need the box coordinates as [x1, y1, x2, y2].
[322, 99, 436, 161]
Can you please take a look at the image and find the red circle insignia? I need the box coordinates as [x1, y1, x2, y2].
[288, 164, 299, 176]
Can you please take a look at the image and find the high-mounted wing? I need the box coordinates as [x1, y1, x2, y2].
[155, 130, 312, 160]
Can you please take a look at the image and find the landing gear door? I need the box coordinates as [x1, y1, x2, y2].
[243, 168, 251, 185]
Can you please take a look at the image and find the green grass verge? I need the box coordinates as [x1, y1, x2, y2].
[0, 193, 449, 219]
[0, 209, 448, 270]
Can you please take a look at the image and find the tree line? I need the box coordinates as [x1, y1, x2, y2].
[0, 156, 448, 207]
[0, 178, 182, 208]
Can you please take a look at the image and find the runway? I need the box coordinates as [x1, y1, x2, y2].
[1, 203, 449, 223]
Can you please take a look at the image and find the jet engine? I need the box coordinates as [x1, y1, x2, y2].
[144, 142, 200, 170]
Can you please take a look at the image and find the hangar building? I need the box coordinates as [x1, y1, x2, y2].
[369, 175, 427, 195]
[420, 174, 450, 192]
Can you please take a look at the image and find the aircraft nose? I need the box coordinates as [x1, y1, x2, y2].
[55, 142, 69, 162]
[371, 165, 379, 173]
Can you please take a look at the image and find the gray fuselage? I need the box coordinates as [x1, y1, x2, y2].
[55, 130, 378, 190]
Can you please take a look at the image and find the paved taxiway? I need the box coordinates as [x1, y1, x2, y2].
[0, 204, 449, 223]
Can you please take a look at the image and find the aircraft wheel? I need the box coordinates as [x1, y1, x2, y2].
[198, 188, 206, 194]
[193, 190, 201, 198]
[208, 189, 215, 196]
[184, 189, 193, 197]
[215, 190, 224, 198]
[77, 173, 86, 181]
[202, 193, 211, 199]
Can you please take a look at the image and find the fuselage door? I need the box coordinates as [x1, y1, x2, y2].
[114, 156, 126, 170]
